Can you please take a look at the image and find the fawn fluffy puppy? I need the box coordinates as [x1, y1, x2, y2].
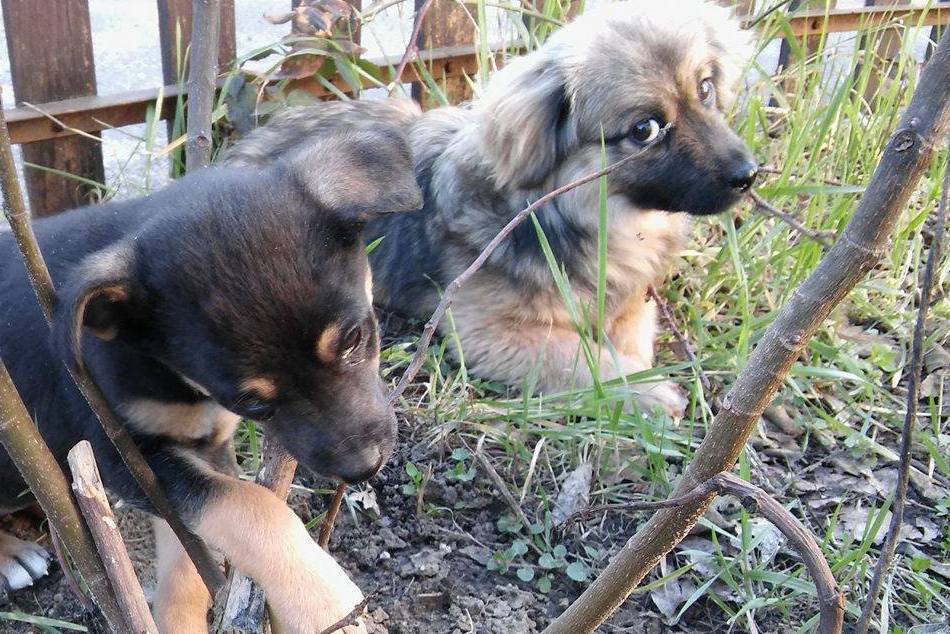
[0, 123, 423, 633]
[226, 0, 757, 416]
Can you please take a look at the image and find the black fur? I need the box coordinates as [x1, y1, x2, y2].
[0, 124, 421, 523]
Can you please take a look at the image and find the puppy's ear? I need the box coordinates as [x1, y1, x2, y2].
[478, 54, 569, 190]
[288, 122, 424, 223]
[52, 244, 141, 370]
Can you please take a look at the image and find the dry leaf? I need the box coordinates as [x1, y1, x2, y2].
[551, 463, 593, 525]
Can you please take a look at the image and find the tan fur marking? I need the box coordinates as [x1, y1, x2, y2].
[196, 477, 367, 634]
[240, 377, 278, 401]
[315, 322, 341, 364]
[121, 400, 240, 442]
[152, 519, 210, 634]
[87, 286, 129, 341]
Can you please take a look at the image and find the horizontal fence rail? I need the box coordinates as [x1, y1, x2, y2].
[3, 5, 948, 146]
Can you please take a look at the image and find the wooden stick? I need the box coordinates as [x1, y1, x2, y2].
[0, 86, 225, 594]
[318, 483, 348, 550]
[543, 28, 950, 634]
[186, 0, 221, 169]
[67, 441, 159, 634]
[564, 473, 844, 633]
[0, 362, 125, 630]
[855, 140, 949, 634]
[390, 0, 438, 89]
[48, 527, 96, 613]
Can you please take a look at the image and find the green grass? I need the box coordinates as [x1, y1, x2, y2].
[13, 1, 947, 632]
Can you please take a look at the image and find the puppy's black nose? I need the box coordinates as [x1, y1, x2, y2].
[727, 162, 758, 193]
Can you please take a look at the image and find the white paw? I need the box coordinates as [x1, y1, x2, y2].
[634, 381, 688, 419]
[0, 533, 50, 591]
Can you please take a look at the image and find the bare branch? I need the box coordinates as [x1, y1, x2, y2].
[749, 190, 835, 248]
[214, 439, 298, 632]
[475, 448, 533, 535]
[390, 0, 438, 89]
[856, 140, 949, 634]
[563, 473, 844, 633]
[68, 441, 159, 634]
[316, 593, 371, 634]
[318, 482, 348, 549]
[186, 0, 222, 169]
[0, 88, 224, 594]
[0, 89, 125, 630]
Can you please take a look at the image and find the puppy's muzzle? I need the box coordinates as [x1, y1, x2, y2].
[726, 160, 758, 193]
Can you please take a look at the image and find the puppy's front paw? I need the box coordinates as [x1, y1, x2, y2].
[0, 532, 50, 591]
[634, 380, 688, 419]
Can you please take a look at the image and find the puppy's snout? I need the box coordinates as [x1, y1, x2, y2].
[337, 441, 390, 483]
[726, 161, 758, 193]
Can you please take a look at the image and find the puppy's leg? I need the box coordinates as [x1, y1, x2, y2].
[195, 476, 367, 634]
[451, 293, 685, 417]
[607, 293, 687, 417]
[152, 518, 210, 634]
[0, 530, 49, 591]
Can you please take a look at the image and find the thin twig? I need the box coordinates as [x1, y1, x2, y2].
[390, 0, 438, 89]
[562, 477, 724, 529]
[214, 439, 298, 633]
[389, 124, 673, 403]
[318, 482, 348, 549]
[564, 473, 844, 634]
[474, 448, 533, 534]
[749, 190, 835, 248]
[856, 141, 949, 634]
[647, 286, 712, 395]
[316, 593, 371, 634]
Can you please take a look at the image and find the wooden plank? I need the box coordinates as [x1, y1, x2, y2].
[412, 0, 475, 107]
[927, 0, 950, 61]
[786, 4, 947, 37]
[4, 45, 486, 144]
[1, 0, 104, 216]
[4, 5, 950, 145]
[157, 0, 236, 85]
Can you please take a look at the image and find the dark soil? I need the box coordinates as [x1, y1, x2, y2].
[1, 405, 944, 633]
[0, 427, 686, 634]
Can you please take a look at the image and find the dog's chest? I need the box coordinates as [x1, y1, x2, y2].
[598, 210, 690, 310]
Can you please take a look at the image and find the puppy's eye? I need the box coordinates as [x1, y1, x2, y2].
[698, 78, 716, 106]
[630, 118, 664, 145]
[340, 325, 363, 360]
[235, 394, 275, 421]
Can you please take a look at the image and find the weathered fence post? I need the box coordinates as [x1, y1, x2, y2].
[0, 0, 104, 216]
[157, 0, 236, 86]
[411, 0, 474, 107]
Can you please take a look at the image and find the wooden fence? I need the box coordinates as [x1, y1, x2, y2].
[1, 0, 948, 217]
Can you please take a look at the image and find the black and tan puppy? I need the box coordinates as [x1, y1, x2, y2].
[226, 0, 757, 417]
[0, 124, 422, 633]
